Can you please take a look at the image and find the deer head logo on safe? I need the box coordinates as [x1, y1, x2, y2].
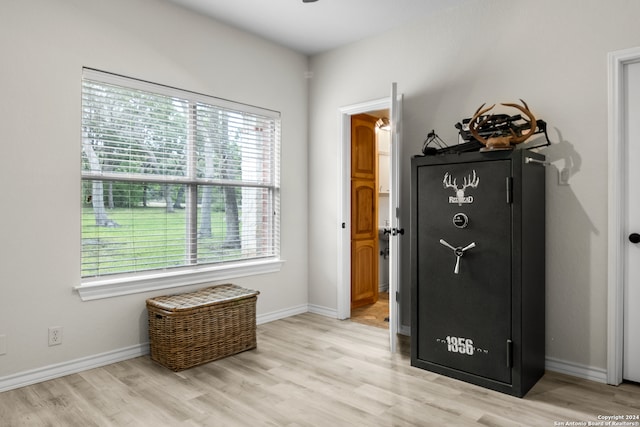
[443, 170, 479, 206]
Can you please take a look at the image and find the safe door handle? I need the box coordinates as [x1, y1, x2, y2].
[439, 239, 476, 274]
[439, 239, 456, 251]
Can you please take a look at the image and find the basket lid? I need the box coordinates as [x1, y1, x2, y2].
[146, 284, 259, 312]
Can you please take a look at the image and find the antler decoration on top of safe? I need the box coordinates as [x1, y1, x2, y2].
[468, 99, 537, 151]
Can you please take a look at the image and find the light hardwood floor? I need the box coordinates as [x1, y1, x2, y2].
[1, 313, 638, 426]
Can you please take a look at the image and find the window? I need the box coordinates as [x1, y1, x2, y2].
[78, 69, 281, 299]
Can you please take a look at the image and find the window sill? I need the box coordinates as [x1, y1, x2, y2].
[75, 259, 284, 301]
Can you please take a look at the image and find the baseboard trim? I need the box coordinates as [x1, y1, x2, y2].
[0, 343, 149, 393]
[545, 356, 607, 383]
[257, 304, 309, 325]
[307, 304, 338, 318]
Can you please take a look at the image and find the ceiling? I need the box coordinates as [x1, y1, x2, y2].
[166, 0, 466, 55]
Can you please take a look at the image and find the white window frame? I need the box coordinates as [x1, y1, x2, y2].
[75, 69, 282, 301]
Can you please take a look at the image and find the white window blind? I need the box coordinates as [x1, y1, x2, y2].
[81, 68, 280, 279]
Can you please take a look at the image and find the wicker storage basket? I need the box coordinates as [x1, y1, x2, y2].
[146, 284, 259, 371]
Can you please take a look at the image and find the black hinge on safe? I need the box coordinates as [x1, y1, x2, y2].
[506, 177, 513, 204]
[506, 339, 513, 367]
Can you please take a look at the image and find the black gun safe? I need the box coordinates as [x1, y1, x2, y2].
[410, 149, 545, 397]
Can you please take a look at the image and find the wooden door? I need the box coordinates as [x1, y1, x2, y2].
[351, 114, 379, 309]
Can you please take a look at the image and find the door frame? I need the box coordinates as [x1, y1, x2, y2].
[337, 97, 390, 320]
[607, 46, 640, 385]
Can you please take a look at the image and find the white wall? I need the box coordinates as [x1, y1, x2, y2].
[308, 0, 640, 372]
[0, 0, 308, 379]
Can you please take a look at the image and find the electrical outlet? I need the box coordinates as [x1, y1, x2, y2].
[558, 167, 570, 185]
[48, 327, 63, 346]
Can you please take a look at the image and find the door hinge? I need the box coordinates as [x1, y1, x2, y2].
[506, 177, 513, 204]
[395, 291, 400, 302]
[506, 339, 513, 367]
[396, 207, 400, 218]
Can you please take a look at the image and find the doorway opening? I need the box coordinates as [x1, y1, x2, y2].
[337, 97, 390, 324]
[338, 84, 401, 353]
[350, 113, 391, 329]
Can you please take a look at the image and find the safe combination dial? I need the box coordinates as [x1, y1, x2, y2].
[452, 213, 469, 228]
